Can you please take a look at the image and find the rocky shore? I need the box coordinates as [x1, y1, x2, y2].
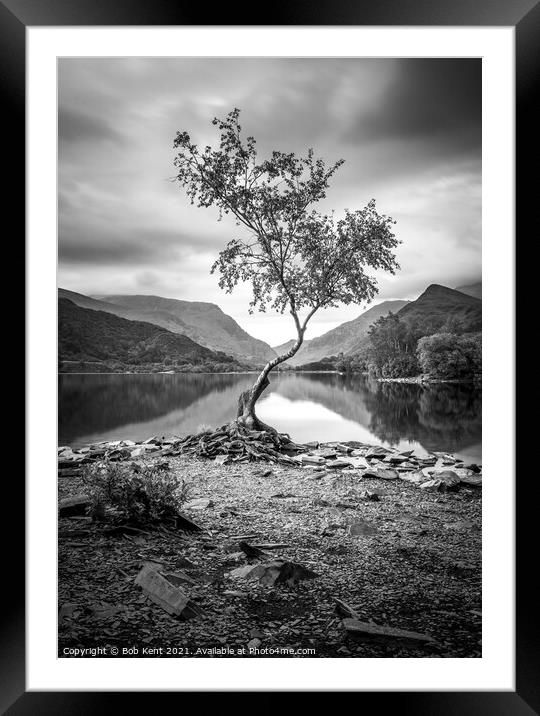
[377, 375, 481, 385]
[58, 433, 482, 658]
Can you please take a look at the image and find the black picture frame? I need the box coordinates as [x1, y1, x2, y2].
[7, 0, 531, 711]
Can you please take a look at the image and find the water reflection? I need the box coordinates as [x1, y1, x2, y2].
[59, 372, 481, 461]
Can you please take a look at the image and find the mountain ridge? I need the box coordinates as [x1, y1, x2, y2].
[455, 281, 482, 300]
[272, 338, 312, 355]
[276, 300, 410, 366]
[59, 288, 276, 364]
[58, 298, 246, 370]
[397, 284, 481, 333]
[59, 282, 482, 371]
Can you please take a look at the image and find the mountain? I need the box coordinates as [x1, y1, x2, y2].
[397, 284, 482, 333]
[455, 281, 482, 300]
[60, 289, 276, 364]
[58, 298, 245, 369]
[96, 294, 276, 364]
[58, 288, 134, 318]
[280, 300, 410, 366]
[272, 339, 311, 355]
[279, 284, 481, 367]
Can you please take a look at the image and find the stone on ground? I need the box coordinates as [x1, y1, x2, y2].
[228, 560, 319, 587]
[183, 498, 213, 511]
[420, 470, 461, 492]
[135, 565, 201, 619]
[342, 618, 435, 644]
[59, 494, 91, 518]
[363, 467, 399, 480]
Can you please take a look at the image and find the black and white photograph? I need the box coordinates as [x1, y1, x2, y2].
[57, 56, 483, 660]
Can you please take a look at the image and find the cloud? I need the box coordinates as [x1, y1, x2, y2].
[343, 59, 481, 154]
[58, 106, 125, 145]
[58, 57, 481, 346]
[58, 226, 190, 266]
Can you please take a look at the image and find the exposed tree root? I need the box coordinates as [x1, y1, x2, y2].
[166, 421, 306, 465]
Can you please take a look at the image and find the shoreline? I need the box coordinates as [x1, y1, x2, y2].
[58, 370, 480, 383]
[58, 369, 342, 375]
[376, 375, 480, 385]
[57, 428, 481, 473]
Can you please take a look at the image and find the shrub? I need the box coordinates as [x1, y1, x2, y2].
[82, 460, 190, 525]
[381, 353, 420, 378]
[367, 352, 419, 378]
[417, 332, 481, 379]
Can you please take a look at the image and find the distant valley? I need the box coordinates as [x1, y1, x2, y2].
[59, 282, 481, 373]
[276, 284, 481, 368]
[274, 300, 410, 366]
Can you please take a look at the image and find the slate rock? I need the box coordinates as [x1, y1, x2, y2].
[365, 447, 391, 459]
[174, 511, 203, 532]
[384, 454, 409, 464]
[420, 471, 461, 492]
[135, 565, 202, 619]
[183, 498, 213, 511]
[228, 560, 319, 587]
[343, 456, 370, 469]
[59, 494, 91, 518]
[326, 459, 353, 470]
[398, 471, 426, 485]
[161, 570, 197, 587]
[358, 490, 380, 501]
[363, 467, 399, 480]
[300, 455, 326, 466]
[335, 598, 360, 619]
[343, 618, 435, 644]
[238, 541, 268, 560]
[333, 443, 354, 454]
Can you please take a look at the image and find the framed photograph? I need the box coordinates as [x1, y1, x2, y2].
[9, 0, 531, 709]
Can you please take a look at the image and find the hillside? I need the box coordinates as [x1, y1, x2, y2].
[95, 294, 276, 365]
[58, 299, 246, 371]
[58, 288, 195, 335]
[456, 281, 482, 300]
[58, 288, 135, 319]
[272, 339, 311, 355]
[282, 300, 410, 366]
[397, 284, 481, 333]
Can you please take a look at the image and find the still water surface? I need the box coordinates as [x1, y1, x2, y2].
[59, 373, 481, 463]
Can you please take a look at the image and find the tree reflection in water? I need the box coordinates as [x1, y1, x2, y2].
[357, 377, 481, 454]
[59, 372, 481, 459]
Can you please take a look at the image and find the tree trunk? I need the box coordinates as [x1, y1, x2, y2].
[235, 333, 305, 432]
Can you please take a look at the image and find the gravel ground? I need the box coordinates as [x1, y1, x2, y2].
[58, 454, 481, 658]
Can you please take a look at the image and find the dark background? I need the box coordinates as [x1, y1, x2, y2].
[4, 0, 534, 711]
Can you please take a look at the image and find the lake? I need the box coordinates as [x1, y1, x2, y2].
[58, 372, 482, 463]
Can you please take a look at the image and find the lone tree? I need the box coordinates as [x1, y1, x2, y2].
[173, 108, 400, 432]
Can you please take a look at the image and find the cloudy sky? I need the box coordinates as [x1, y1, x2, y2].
[58, 58, 481, 346]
